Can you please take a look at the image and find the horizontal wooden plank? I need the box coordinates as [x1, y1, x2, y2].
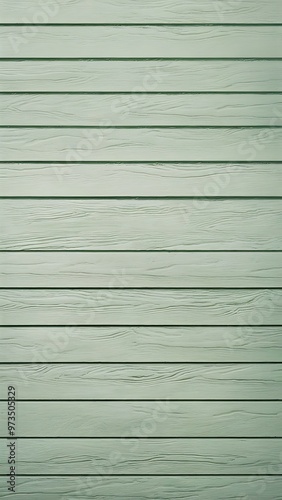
[0, 438, 281, 474]
[1, 61, 281, 92]
[2, 200, 282, 250]
[2, 401, 281, 437]
[2, 163, 282, 197]
[1, 0, 281, 24]
[2, 26, 282, 58]
[1, 326, 282, 362]
[2, 94, 282, 126]
[1, 252, 282, 288]
[0, 476, 281, 500]
[1, 289, 282, 326]
[0, 364, 281, 399]
[1, 127, 282, 162]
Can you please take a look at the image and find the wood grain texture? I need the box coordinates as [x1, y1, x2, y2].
[2, 199, 282, 250]
[2, 127, 281, 162]
[2, 26, 282, 58]
[1, 401, 281, 437]
[0, 364, 281, 400]
[1, 61, 281, 91]
[1, 252, 282, 288]
[1, 0, 281, 23]
[2, 163, 282, 197]
[2, 94, 282, 126]
[1, 289, 282, 326]
[0, 476, 281, 500]
[1, 438, 281, 474]
[0, 0, 281, 492]
[1, 326, 282, 362]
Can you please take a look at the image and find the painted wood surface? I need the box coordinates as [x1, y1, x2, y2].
[2, 26, 282, 58]
[2, 94, 282, 126]
[1, 438, 281, 474]
[1, 127, 281, 162]
[1, 326, 282, 362]
[0, 476, 281, 500]
[0, 127, 275, 163]
[1, 61, 281, 91]
[1, 401, 281, 437]
[0, 364, 281, 400]
[1, 252, 282, 288]
[1, 0, 281, 24]
[0, 0, 281, 493]
[2, 163, 282, 197]
[1, 289, 281, 326]
[2, 199, 282, 250]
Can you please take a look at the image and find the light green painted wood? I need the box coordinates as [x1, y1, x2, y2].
[1, 0, 281, 23]
[2, 26, 282, 58]
[2, 163, 282, 197]
[1, 252, 282, 288]
[2, 199, 282, 250]
[2, 94, 282, 126]
[0, 364, 281, 399]
[1, 289, 282, 326]
[1, 61, 281, 91]
[1, 326, 281, 362]
[1, 401, 281, 437]
[2, 127, 281, 162]
[0, 0, 281, 494]
[0, 438, 281, 474]
[0, 476, 281, 500]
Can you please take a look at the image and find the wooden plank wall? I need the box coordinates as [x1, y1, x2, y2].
[0, 1, 282, 498]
